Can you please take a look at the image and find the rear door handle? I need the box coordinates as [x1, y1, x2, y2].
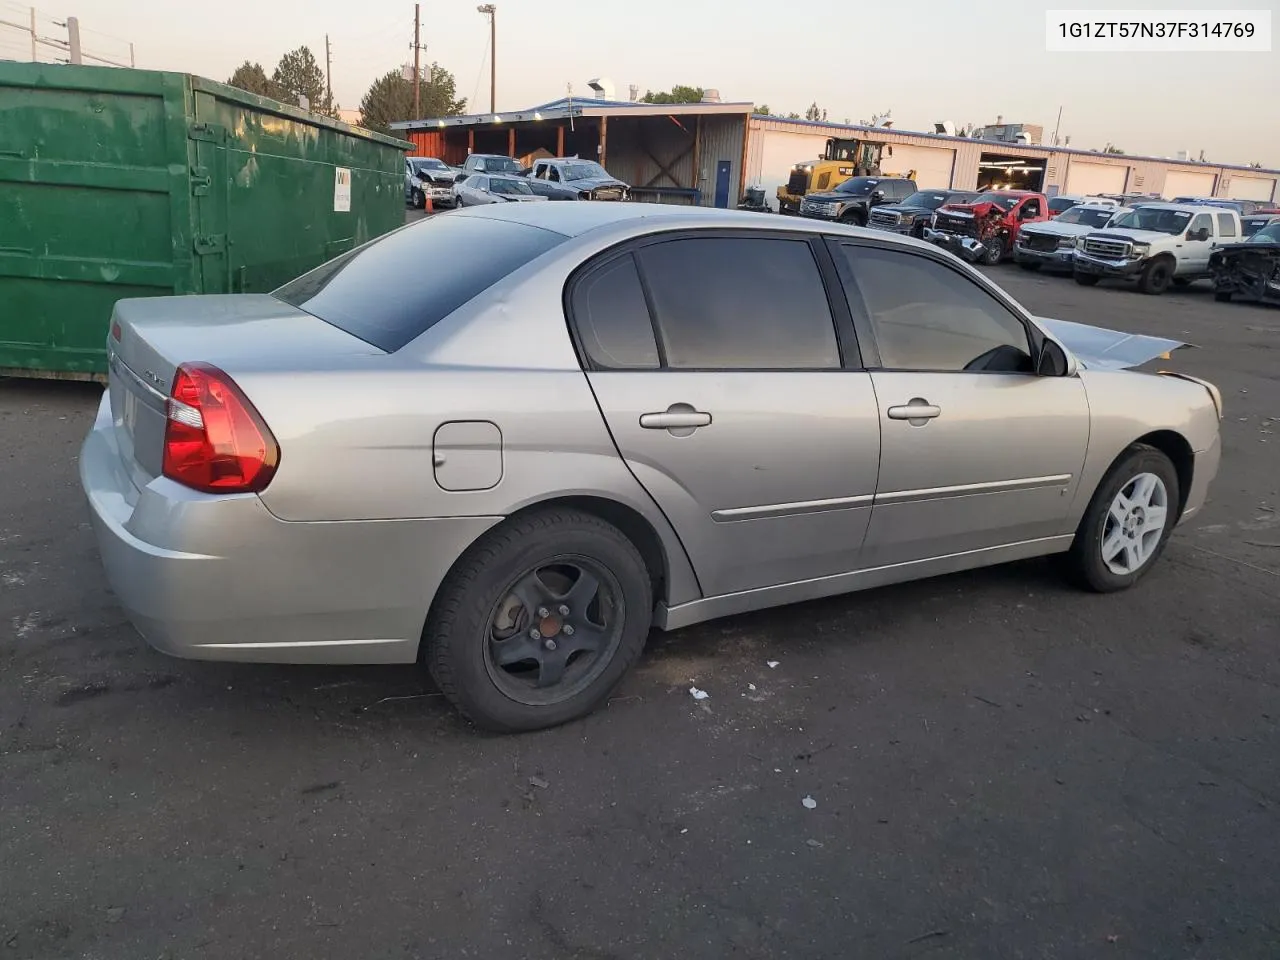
[887, 401, 941, 421]
[640, 409, 712, 430]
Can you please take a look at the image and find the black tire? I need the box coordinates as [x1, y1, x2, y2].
[1064, 444, 1180, 593]
[410, 187, 423, 208]
[1138, 257, 1174, 295]
[982, 236, 1004, 265]
[425, 508, 653, 733]
[839, 211, 867, 227]
[1018, 260, 1041, 271]
[1214, 290, 1232, 303]
[1074, 273, 1100, 286]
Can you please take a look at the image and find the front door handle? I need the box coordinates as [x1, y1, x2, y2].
[640, 407, 712, 431]
[887, 399, 942, 423]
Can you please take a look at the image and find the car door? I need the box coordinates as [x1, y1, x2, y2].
[1180, 212, 1215, 274]
[571, 232, 881, 597]
[830, 240, 1090, 568]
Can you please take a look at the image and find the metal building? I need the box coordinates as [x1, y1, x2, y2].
[393, 97, 752, 207]
[394, 100, 1280, 212]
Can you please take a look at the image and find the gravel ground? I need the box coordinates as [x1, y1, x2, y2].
[2, 259, 1278, 960]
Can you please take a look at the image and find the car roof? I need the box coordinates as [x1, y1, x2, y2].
[1136, 202, 1229, 213]
[449, 200, 915, 240]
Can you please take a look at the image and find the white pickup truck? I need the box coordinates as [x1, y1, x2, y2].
[1072, 202, 1243, 295]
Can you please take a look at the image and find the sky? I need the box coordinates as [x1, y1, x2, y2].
[3, 0, 1277, 166]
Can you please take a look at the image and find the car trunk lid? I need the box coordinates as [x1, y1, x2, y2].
[107, 294, 383, 492]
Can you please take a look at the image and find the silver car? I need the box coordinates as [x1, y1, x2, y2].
[81, 204, 1223, 732]
[454, 173, 546, 207]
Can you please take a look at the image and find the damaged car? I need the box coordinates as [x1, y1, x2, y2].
[81, 204, 1222, 733]
[1210, 218, 1280, 304]
[924, 190, 1049, 265]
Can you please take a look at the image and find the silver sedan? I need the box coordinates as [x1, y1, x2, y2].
[81, 203, 1223, 732]
[454, 173, 546, 207]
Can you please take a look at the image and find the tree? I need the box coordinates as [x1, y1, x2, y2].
[1103, 143, 1125, 154]
[754, 103, 771, 116]
[226, 61, 286, 101]
[804, 102, 823, 122]
[639, 85, 704, 104]
[785, 111, 801, 120]
[359, 63, 465, 136]
[272, 46, 333, 116]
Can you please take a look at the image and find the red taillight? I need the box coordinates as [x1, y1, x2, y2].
[161, 362, 279, 494]
[111, 321, 122, 341]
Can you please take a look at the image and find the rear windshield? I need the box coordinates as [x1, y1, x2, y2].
[273, 216, 565, 351]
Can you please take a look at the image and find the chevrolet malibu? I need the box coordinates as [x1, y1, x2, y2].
[82, 204, 1223, 732]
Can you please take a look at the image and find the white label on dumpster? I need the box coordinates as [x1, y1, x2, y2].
[334, 167, 352, 212]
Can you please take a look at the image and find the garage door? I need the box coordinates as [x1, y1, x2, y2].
[1162, 169, 1218, 199]
[1227, 175, 1277, 202]
[880, 144, 955, 188]
[749, 129, 829, 210]
[1065, 160, 1128, 195]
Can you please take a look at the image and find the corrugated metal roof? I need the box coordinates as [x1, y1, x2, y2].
[392, 97, 753, 131]
[748, 115, 1280, 176]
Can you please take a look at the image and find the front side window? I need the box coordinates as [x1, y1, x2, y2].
[839, 245, 1032, 373]
[1216, 213, 1238, 237]
[636, 237, 840, 370]
[1188, 213, 1213, 237]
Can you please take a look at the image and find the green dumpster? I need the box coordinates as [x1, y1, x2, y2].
[0, 62, 411, 380]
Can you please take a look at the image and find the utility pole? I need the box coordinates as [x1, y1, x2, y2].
[477, 4, 495, 113]
[1051, 105, 1063, 147]
[324, 34, 332, 109]
[129, 42, 135, 67]
[30, 7, 37, 60]
[66, 15, 81, 64]
[413, 3, 421, 118]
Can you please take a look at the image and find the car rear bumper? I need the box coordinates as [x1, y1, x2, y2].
[80, 392, 500, 664]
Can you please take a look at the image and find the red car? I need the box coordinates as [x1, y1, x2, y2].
[923, 190, 1050, 264]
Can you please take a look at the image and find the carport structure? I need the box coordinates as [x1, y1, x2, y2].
[393, 97, 752, 207]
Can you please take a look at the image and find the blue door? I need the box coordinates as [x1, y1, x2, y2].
[714, 160, 732, 208]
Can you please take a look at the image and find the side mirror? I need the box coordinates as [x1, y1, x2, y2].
[871, 190, 885, 201]
[1037, 338, 1071, 377]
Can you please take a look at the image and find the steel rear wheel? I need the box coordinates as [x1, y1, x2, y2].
[425, 508, 652, 732]
[1065, 444, 1180, 592]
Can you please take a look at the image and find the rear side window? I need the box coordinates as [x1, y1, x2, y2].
[637, 237, 840, 370]
[572, 255, 659, 369]
[1216, 213, 1237, 237]
[274, 217, 564, 351]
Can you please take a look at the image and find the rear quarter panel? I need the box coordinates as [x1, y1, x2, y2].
[247, 233, 703, 606]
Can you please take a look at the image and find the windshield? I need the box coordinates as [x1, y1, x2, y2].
[969, 193, 1018, 210]
[901, 192, 952, 209]
[1248, 223, 1280, 243]
[1243, 218, 1277, 238]
[1109, 208, 1193, 234]
[1058, 207, 1119, 227]
[1048, 197, 1078, 214]
[560, 161, 610, 181]
[476, 156, 520, 173]
[834, 178, 878, 195]
[489, 178, 533, 196]
[423, 159, 448, 170]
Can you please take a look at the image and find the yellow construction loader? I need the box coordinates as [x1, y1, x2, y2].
[777, 138, 914, 214]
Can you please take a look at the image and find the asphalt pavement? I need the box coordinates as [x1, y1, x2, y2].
[2, 262, 1278, 960]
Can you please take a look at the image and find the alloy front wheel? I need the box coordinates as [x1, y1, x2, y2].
[1100, 473, 1169, 576]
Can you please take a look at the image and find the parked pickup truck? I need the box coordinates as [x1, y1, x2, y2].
[1014, 204, 1130, 272]
[1209, 217, 1280, 304]
[1073, 202, 1242, 295]
[923, 190, 1049, 264]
